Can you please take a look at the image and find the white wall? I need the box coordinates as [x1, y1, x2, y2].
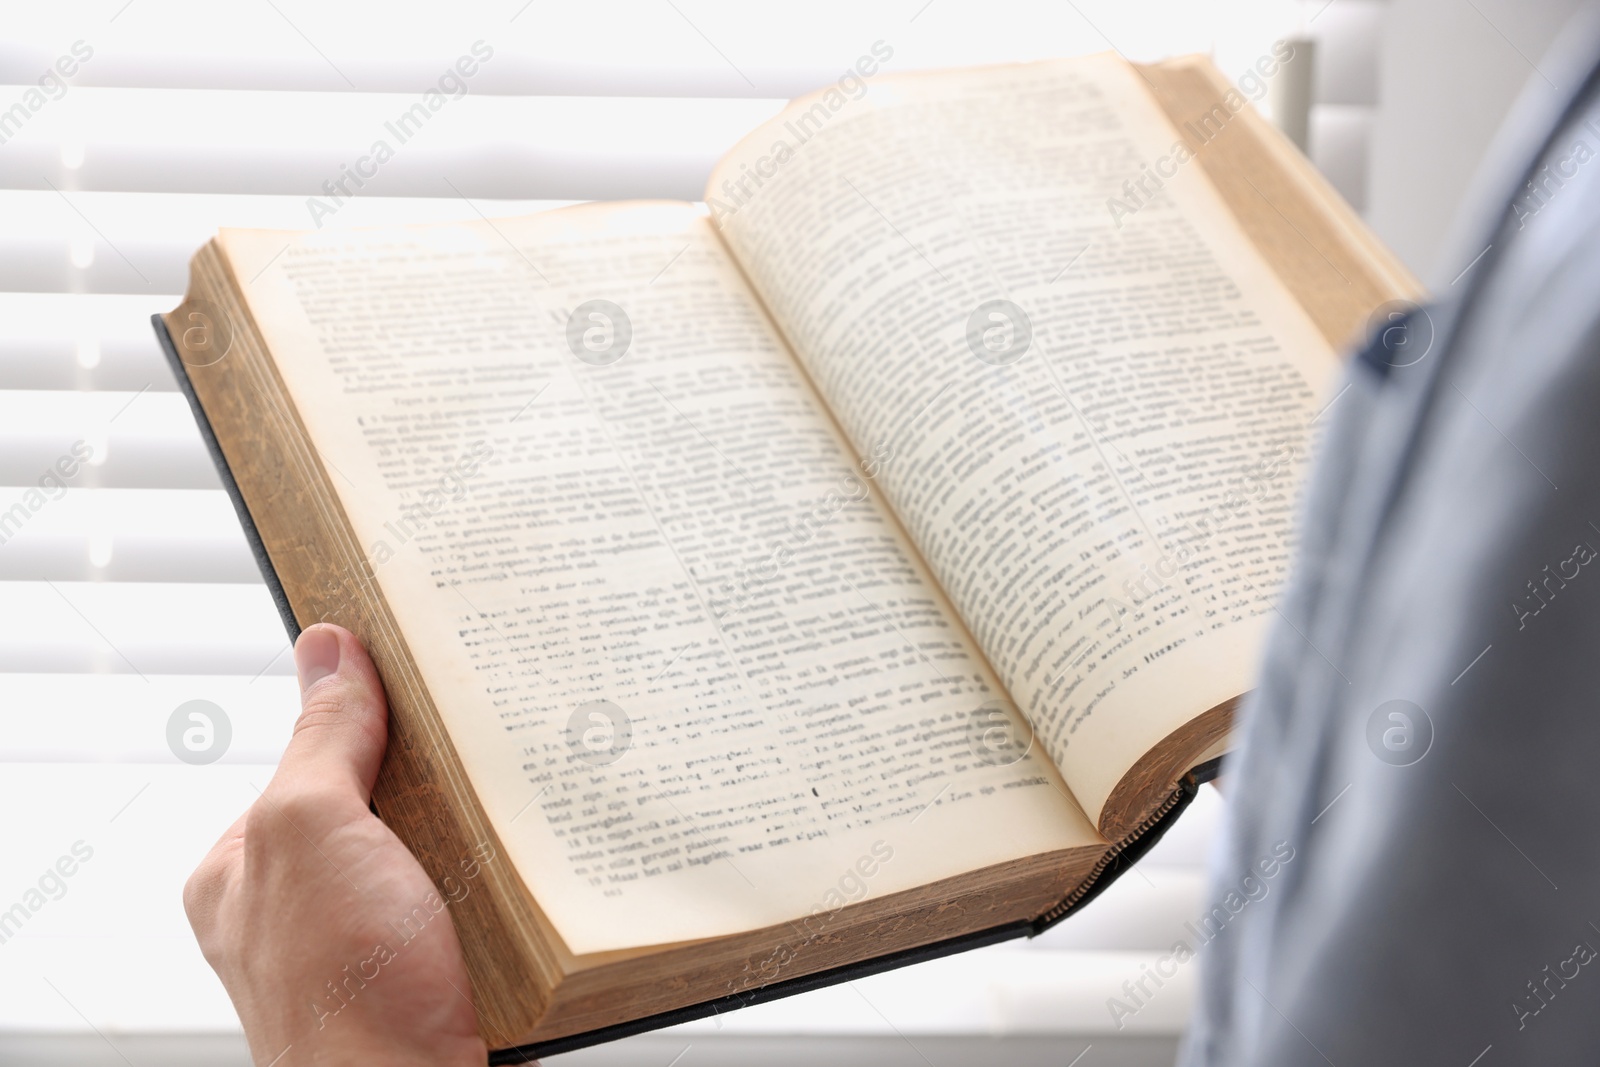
[1366, 0, 1589, 284]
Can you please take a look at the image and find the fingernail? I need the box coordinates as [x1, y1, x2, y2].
[295, 627, 341, 692]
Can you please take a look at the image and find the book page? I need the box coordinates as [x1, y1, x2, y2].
[709, 55, 1340, 827]
[218, 203, 1099, 955]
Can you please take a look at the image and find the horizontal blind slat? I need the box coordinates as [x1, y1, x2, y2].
[0, 673, 297, 762]
[0, 191, 574, 294]
[0, 292, 179, 390]
[0, 487, 259, 582]
[0, 580, 291, 675]
[1, 389, 218, 489]
[2, 1, 909, 99]
[0, 88, 785, 201]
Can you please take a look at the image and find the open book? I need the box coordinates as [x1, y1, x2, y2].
[157, 52, 1416, 1059]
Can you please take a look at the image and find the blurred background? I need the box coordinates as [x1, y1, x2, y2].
[0, 0, 1583, 1063]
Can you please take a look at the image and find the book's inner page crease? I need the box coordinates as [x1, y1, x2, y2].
[219, 202, 1100, 956]
[708, 55, 1341, 828]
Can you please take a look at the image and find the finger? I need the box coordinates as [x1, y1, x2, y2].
[270, 623, 390, 800]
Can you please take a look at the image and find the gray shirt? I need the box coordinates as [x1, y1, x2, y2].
[1181, 8, 1600, 1064]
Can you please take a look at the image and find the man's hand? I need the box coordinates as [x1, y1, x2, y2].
[184, 624, 490, 1066]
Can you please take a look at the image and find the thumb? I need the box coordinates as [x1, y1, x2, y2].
[271, 623, 390, 801]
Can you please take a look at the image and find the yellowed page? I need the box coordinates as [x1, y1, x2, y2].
[219, 202, 1098, 955]
[708, 55, 1340, 827]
